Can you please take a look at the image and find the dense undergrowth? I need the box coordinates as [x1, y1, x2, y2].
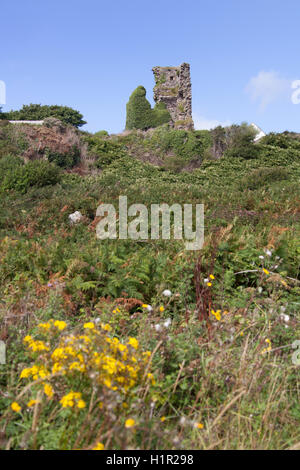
[0, 123, 299, 450]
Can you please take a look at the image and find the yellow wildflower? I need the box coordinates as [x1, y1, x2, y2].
[39, 367, 50, 379]
[27, 340, 49, 352]
[159, 306, 165, 312]
[60, 391, 81, 408]
[38, 322, 51, 331]
[52, 363, 63, 374]
[44, 383, 54, 398]
[77, 400, 86, 409]
[20, 367, 32, 379]
[27, 400, 38, 408]
[160, 416, 166, 422]
[51, 348, 65, 361]
[118, 343, 127, 353]
[195, 422, 204, 429]
[92, 442, 104, 450]
[209, 274, 215, 280]
[54, 320, 67, 331]
[11, 402, 21, 413]
[83, 322, 95, 329]
[263, 268, 270, 275]
[261, 339, 272, 355]
[128, 337, 139, 349]
[211, 309, 221, 321]
[125, 418, 135, 428]
[147, 372, 156, 385]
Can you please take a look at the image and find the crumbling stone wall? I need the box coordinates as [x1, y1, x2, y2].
[152, 63, 194, 130]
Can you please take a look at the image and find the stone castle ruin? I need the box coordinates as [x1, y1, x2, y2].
[152, 63, 194, 130]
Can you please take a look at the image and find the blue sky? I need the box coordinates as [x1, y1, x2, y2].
[1, 0, 300, 134]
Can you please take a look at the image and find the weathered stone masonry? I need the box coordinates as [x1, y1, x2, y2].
[152, 63, 194, 130]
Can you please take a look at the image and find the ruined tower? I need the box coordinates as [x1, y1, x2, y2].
[152, 63, 194, 130]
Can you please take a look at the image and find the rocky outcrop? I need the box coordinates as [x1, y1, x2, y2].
[152, 63, 194, 130]
[8, 119, 86, 163]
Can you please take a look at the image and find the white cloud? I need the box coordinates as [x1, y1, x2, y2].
[193, 114, 231, 130]
[246, 71, 291, 110]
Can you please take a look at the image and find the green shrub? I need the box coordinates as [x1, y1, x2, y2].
[126, 86, 153, 130]
[224, 142, 260, 159]
[125, 86, 172, 130]
[1, 160, 61, 194]
[152, 102, 171, 127]
[240, 166, 290, 190]
[163, 155, 187, 173]
[4, 104, 86, 127]
[261, 132, 300, 150]
[210, 123, 259, 160]
[255, 144, 300, 165]
[149, 127, 204, 161]
[0, 155, 24, 183]
[0, 140, 18, 159]
[224, 124, 258, 159]
[45, 145, 80, 168]
[194, 130, 213, 151]
[94, 130, 109, 137]
[85, 136, 128, 169]
[0, 123, 19, 157]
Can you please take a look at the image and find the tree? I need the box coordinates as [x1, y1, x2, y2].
[4, 104, 86, 127]
[126, 86, 171, 130]
[210, 123, 259, 160]
[0, 106, 7, 120]
[224, 123, 259, 159]
[126, 86, 153, 130]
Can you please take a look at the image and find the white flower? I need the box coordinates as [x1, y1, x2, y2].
[265, 249, 272, 257]
[147, 305, 153, 312]
[258, 287, 263, 294]
[163, 318, 171, 328]
[154, 324, 161, 332]
[162, 289, 172, 297]
[280, 314, 290, 323]
[259, 255, 265, 260]
[204, 278, 209, 283]
[68, 211, 83, 224]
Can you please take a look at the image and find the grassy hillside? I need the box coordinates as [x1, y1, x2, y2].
[0, 123, 299, 450]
